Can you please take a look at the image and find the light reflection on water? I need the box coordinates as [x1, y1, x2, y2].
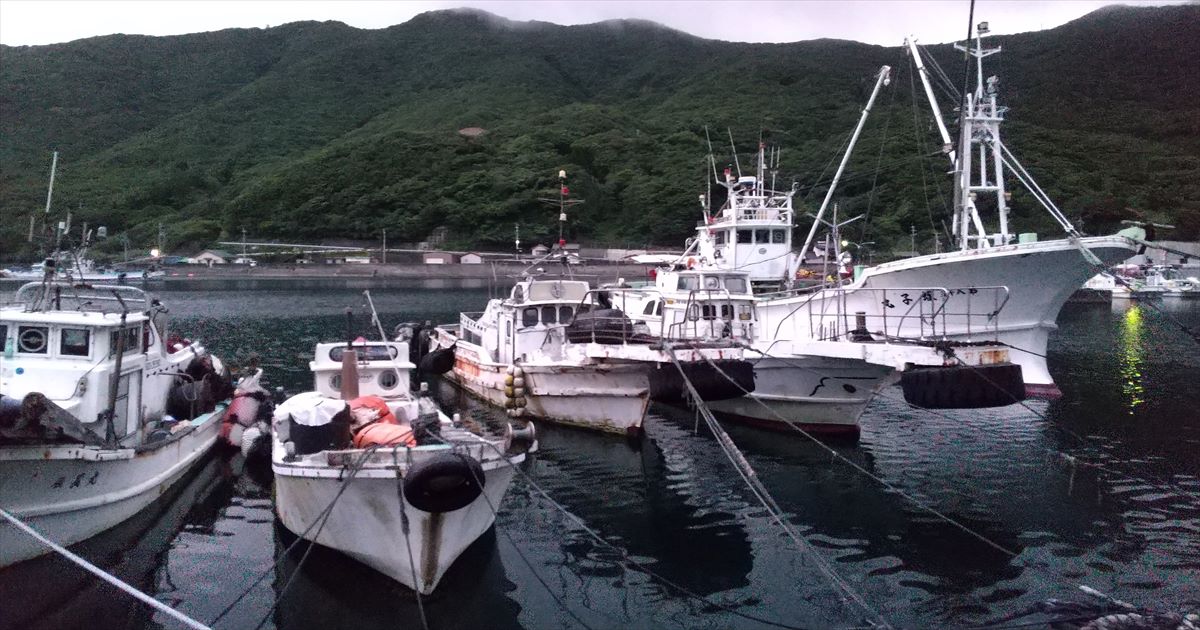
[1119, 305, 1146, 413]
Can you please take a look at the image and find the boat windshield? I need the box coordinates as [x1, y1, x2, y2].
[329, 345, 398, 361]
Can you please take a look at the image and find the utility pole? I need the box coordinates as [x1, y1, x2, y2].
[241, 228, 247, 257]
[910, 225, 916, 255]
[382, 228, 387, 264]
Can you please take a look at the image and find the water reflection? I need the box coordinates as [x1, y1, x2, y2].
[1118, 305, 1146, 413]
[0, 453, 227, 630]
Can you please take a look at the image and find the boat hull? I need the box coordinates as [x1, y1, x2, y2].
[0, 413, 221, 567]
[855, 236, 1135, 396]
[443, 344, 651, 436]
[273, 463, 515, 595]
[706, 355, 893, 437]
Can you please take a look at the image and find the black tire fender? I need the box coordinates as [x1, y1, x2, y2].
[403, 453, 485, 513]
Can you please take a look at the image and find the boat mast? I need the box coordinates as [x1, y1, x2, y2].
[43, 151, 58, 216]
[951, 22, 1005, 250]
[799, 65, 891, 262]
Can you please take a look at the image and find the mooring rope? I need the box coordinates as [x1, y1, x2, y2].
[663, 346, 892, 630]
[0, 506, 212, 630]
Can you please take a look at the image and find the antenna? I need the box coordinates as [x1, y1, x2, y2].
[703, 126, 720, 182]
[43, 151, 58, 215]
[726, 128, 742, 177]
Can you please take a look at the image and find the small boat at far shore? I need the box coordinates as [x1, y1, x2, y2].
[271, 335, 534, 594]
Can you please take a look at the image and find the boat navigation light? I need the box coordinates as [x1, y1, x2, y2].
[558, 170, 567, 179]
[150, 248, 161, 258]
[978, 21, 989, 34]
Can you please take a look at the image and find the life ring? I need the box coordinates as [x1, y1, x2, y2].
[18, 328, 46, 353]
[403, 453, 485, 513]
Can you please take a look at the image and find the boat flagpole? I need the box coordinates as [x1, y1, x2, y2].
[43, 151, 58, 215]
[799, 65, 891, 262]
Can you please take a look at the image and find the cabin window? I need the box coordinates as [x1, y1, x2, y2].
[329, 346, 397, 362]
[772, 229, 788, 244]
[0, 325, 7, 351]
[686, 304, 700, 321]
[655, 301, 663, 316]
[755, 229, 770, 244]
[704, 276, 721, 290]
[522, 307, 538, 327]
[17, 326, 49, 354]
[109, 326, 140, 357]
[676, 275, 699, 291]
[643, 300, 657, 316]
[378, 370, 400, 390]
[714, 231, 727, 245]
[721, 304, 734, 320]
[541, 305, 558, 324]
[739, 304, 754, 321]
[725, 277, 748, 293]
[559, 305, 574, 323]
[506, 321, 512, 339]
[737, 230, 753, 244]
[701, 304, 717, 320]
[60, 328, 91, 357]
[330, 374, 342, 390]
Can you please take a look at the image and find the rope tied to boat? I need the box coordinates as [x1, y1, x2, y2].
[0, 506, 212, 630]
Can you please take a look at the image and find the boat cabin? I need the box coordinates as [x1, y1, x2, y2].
[622, 269, 757, 342]
[458, 277, 592, 364]
[1, 283, 199, 445]
[309, 341, 416, 400]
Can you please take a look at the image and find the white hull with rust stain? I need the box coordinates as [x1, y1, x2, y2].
[438, 334, 650, 435]
[0, 409, 222, 567]
[273, 450, 519, 595]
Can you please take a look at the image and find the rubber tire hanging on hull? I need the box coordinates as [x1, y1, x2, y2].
[403, 453, 486, 513]
[900, 362, 1026, 409]
[649, 360, 755, 404]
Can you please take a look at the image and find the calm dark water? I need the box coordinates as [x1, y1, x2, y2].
[1, 280, 1197, 629]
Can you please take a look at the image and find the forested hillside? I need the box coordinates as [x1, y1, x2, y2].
[1, 4, 1197, 258]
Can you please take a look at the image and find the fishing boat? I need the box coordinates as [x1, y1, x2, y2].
[271, 332, 534, 594]
[423, 171, 754, 436]
[622, 262, 1023, 436]
[0, 282, 233, 567]
[691, 27, 1142, 398]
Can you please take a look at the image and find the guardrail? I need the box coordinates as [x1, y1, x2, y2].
[11, 282, 155, 314]
[768, 285, 1010, 342]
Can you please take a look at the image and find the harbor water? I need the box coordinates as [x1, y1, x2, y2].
[1, 279, 1197, 629]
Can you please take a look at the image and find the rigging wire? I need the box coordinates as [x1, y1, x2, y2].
[462, 435, 816, 630]
[909, 53, 948, 240]
[859, 62, 900, 243]
[210, 445, 384, 627]
[662, 347, 892, 629]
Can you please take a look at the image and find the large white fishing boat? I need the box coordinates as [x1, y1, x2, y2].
[272, 336, 533, 594]
[0, 282, 232, 567]
[690, 27, 1141, 397]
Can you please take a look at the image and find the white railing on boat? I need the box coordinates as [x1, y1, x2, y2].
[767, 285, 1011, 342]
[9, 282, 155, 314]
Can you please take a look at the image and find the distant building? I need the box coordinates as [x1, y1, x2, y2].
[460, 253, 484, 264]
[194, 250, 232, 266]
[531, 244, 550, 257]
[423, 251, 460, 265]
[344, 256, 372, 264]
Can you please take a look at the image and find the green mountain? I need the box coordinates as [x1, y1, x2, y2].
[1, 4, 1197, 258]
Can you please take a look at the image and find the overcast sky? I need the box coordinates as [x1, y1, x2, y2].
[0, 0, 1186, 47]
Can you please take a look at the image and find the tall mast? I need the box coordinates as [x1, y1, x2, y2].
[800, 65, 891, 261]
[950, 21, 1004, 250]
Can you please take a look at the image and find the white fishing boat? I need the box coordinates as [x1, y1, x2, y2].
[691, 28, 1142, 398]
[423, 172, 755, 436]
[622, 263, 1022, 436]
[1, 282, 232, 567]
[272, 336, 533, 594]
